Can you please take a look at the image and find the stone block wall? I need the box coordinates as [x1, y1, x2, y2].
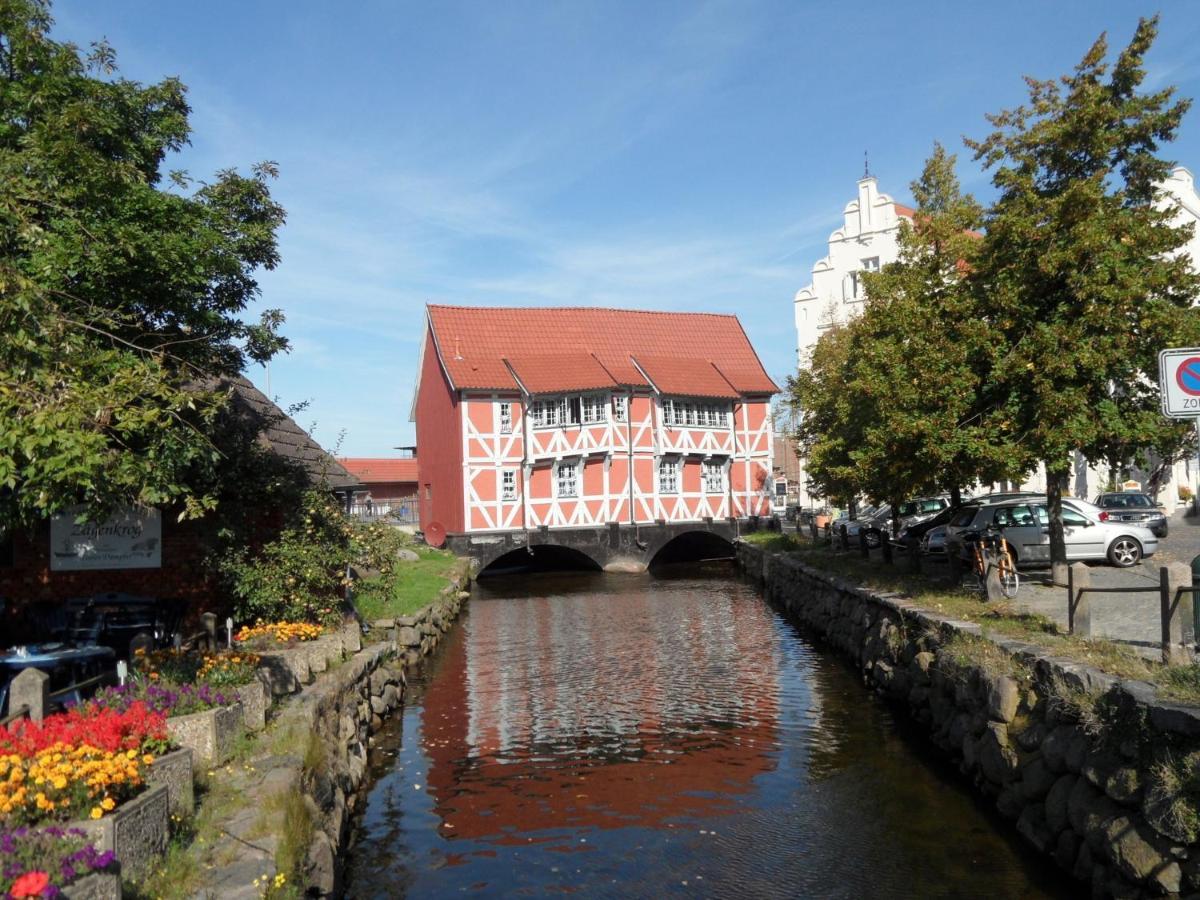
[739, 543, 1200, 898]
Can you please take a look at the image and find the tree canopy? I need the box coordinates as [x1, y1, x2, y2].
[967, 15, 1200, 566]
[0, 0, 288, 524]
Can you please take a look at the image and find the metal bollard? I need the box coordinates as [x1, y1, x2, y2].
[1163, 563, 1194, 666]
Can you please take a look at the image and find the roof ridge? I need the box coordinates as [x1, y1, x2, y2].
[426, 303, 740, 320]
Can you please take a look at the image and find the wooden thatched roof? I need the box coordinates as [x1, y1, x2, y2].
[222, 376, 359, 491]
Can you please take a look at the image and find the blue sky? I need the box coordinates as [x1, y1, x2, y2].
[53, 0, 1200, 455]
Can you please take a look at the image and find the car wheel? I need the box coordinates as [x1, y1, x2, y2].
[1107, 537, 1142, 568]
[865, 529, 881, 549]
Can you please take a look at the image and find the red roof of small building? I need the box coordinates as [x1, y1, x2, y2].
[425, 305, 778, 397]
[894, 203, 916, 219]
[337, 457, 419, 483]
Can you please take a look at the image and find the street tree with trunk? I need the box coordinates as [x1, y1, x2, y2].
[967, 16, 1200, 577]
[0, 0, 288, 525]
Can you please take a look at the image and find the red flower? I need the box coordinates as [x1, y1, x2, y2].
[0, 701, 167, 756]
[10, 870, 50, 898]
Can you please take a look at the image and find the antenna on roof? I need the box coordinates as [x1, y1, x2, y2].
[863, 150, 871, 179]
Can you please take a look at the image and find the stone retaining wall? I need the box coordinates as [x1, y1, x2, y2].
[739, 542, 1200, 899]
[303, 583, 469, 894]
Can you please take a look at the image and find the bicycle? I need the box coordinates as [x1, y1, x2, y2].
[970, 526, 1019, 599]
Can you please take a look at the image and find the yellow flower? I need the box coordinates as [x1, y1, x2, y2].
[101, 796, 116, 811]
[91, 806, 103, 819]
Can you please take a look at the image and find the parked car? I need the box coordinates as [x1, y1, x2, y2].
[919, 524, 948, 556]
[944, 496, 1157, 568]
[896, 492, 1041, 549]
[1091, 492, 1168, 538]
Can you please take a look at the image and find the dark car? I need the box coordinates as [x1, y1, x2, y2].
[895, 491, 1042, 549]
[1091, 492, 1168, 538]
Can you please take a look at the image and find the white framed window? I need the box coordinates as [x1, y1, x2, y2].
[659, 458, 679, 494]
[661, 398, 674, 426]
[499, 402, 512, 434]
[862, 256, 880, 272]
[502, 470, 516, 501]
[531, 399, 562, 428]
[581, 394, 605, 424]
[703, 460, 724, 494]
[556, 461, 578, 498]
[612, 394, 627, 422]
[684, 403, 697, 426]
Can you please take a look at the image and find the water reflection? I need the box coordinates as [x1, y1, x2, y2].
[345, 571, 1071, 899]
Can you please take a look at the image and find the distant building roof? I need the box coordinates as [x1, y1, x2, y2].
[222, 377, 359, 491]
[424, 305, 778, 397]
[338, 457, 419, 483]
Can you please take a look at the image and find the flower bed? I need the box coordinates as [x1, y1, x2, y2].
[92, 682, 235, 719]
[234, 621, 325, 648]
[0, 746, 148, 826]
[1, 826, 118, 899]
[132, 648, 261, 691]
[0, 704, 168, 758]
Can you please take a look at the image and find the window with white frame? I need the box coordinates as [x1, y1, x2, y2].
[661, 398, 729, 429]
[581, 394, 605, 424]
[703, 460, 724, 493]
[556, 461, 578, 497]
[499, 402, 512, 434]
[658, 458, 679, 494]
[502, 470, 517, 501]
[531, 399, 562, 428]
[862, 256, 880, 273]
[612, 394, 627, 422]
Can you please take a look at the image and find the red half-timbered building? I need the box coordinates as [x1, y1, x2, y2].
[412, 305, 778, 540]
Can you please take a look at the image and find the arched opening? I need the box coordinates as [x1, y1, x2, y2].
[648, 531, 736, 573]
[478, 544, 603, 579]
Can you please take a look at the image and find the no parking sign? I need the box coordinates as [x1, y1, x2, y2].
[1160, 347, 1200, 418]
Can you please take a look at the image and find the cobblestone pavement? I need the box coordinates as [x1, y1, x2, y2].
[1003, 508, 1199, 654]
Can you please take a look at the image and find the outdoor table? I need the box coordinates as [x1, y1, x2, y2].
[0, 644, 116, 715]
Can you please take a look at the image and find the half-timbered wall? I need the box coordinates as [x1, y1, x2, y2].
[455, 389, 772, 533]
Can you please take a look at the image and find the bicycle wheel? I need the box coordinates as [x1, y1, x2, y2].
[998, 555, 1019, 599]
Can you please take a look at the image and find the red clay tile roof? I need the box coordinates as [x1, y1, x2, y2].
[426, 305, 778, 397]
[894, 203, 915, 219]
[632, 355, 740, 399]
[504, 354, 618, 394]
[337, 457, 419, 483]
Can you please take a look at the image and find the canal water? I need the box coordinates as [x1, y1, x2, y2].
[345, 567, 1072, 899]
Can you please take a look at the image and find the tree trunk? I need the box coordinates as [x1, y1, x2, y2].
[1046, 465, 1069, 586]
[949, 484, 962, 508]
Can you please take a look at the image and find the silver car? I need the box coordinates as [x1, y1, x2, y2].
[944, 497, 1157, 568]
[919, 524, 948, 556]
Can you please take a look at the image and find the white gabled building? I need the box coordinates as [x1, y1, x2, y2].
[790, 168, 1200, 508]
[792, 174, 912, 367]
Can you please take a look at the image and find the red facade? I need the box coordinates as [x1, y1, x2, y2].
[413, 305, 778, 536]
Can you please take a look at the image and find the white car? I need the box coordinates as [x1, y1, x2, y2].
[944, 497, 1157, 568]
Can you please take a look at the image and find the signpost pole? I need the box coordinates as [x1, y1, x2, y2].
[1195, 418, 1200, 518]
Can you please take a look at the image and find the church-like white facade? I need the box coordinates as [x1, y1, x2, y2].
[789, 168, 1200, 510]
[792, 174, 912, 366]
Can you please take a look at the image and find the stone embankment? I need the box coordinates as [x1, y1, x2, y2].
[739, 543, 1200, 898]
[197, 573, 470, 899]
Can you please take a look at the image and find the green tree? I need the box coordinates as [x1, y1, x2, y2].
[967, 17, 1200, 573]
[789, 146, 1031, 532]
[0, 0, 287, 525]
[788, 318, 864, 510]
[852, 144, 1029, 531]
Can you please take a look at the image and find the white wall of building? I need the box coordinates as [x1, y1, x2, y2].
[793, 175, 908, 367]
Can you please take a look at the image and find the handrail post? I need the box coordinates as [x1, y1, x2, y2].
[10, 668, 49, 723]
[858, 530, 870, 559]
[1163, 563, 1194, 666]
[881, 534, 893, 565]
[1068, 562, 1090, 637]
